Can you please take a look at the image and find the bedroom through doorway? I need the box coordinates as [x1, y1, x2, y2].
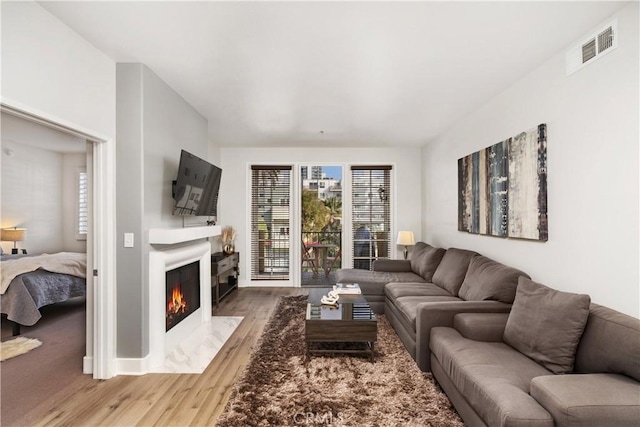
[0, 106, 108, 424]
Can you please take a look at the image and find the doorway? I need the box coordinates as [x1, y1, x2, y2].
[1, 102, 116, 379]
[300, 165, 343, 287]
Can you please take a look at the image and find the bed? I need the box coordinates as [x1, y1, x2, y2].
[1, 252, 87, 335]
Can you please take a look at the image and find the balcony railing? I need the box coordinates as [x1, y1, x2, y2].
[302, 231, 342, 249]
[301, 231, 342, 286]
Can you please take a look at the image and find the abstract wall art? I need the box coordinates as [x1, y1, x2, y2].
[457, 124, 548, 241]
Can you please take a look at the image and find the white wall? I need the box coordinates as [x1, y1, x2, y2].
[219, 147, 422, 286]
[1, 1, 116, 138]
[422, 3, 639, 316]
[0, 141, 87, 255]
[1, 141, 63, 254]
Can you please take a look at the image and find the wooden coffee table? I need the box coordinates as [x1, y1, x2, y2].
[305, 288, 377, 361]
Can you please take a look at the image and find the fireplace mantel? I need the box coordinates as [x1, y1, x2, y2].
[149, 225, 221, 245]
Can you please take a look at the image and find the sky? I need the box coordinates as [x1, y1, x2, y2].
[322, 166, 342, 180]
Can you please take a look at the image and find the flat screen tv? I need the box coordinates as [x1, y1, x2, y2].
[172, 150, 222, 217]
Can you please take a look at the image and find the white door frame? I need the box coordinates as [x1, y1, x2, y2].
[1, 100, 117, 379]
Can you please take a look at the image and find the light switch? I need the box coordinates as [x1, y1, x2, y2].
[124, 233, 134, 248]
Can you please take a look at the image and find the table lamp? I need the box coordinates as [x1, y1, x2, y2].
[396, 231, 415, 260]
[2, 227, 26, 254]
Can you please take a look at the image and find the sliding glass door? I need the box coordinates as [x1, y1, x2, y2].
[351, 166, 392, 270]
[250, 166, 292, 280]
[300, 165, 343, 286]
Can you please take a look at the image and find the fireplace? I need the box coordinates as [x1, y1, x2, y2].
[148, 239, 212, 372]
[166, 261, 201, 331]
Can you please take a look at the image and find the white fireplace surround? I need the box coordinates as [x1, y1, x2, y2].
[146, 226, 220, 372]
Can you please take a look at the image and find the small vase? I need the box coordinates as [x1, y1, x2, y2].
[223, 244, 234, 255]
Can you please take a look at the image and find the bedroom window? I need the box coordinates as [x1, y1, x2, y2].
[77, 169, 88, 240]
[250, 165, 292, 280]
[351, 165, 392, 270]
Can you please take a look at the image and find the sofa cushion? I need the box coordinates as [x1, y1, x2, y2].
[504, 277, 590, 374]
[430, 327, 554, 427]
[432, 248, 478, 296]
[372, 259, 412, 272]
[409, 242, 431, 274]
[392, 295, 461, 331]
[458, 255, 529, 304]
[574, 304, 640, 381]
[416, 247, 446, 282]
[531, 374, 640, 427]
[335, 269, 425, 296]
[384, 282, 453, 300]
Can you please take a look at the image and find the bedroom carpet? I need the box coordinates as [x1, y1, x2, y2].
[217, 295, 463, 426]
[0, 297, 91, 427]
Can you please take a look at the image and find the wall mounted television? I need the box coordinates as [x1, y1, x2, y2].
[172, 150, 222, 218]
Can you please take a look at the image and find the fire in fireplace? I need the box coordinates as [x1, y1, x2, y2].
[166, 261, 201, 331]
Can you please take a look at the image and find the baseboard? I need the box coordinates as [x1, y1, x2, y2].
[115, 355, 150, 375]
[83, 356, 93, 374]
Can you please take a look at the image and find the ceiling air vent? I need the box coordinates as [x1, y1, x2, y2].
[566, 20, 617, 76]
[598, 26, 614, 53]
[582, 38, 597, 63]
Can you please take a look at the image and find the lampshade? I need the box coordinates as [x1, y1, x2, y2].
[1, 228, 26, 242]
[396, 231, 415, 246]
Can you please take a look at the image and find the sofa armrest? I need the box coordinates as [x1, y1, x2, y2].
[416, 300, 512, 371]
[531, 374, 640, 426]
[373, 259, 412, 272]
[453, 313, 510, 342]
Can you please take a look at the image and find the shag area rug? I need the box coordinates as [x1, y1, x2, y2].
[217, 295, 463, 426]
[0, 336, 42, 362]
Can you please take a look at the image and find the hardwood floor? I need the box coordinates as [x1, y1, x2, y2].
[19, 287, 307, 427]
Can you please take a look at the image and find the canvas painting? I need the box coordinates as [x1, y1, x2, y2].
[508, 124, 548, 240]
[457, 123, 547, 241]
[457, 156, 472, 232]
[486, 139, 509, 237]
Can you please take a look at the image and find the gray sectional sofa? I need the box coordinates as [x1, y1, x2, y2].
[335, 242, 640, 426]
[431, 279, 640, 426]
[336, 242, 528, 371]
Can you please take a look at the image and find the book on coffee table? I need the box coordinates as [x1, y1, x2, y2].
[333, 283, 361, 295]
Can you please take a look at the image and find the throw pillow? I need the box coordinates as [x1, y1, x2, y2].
[410, 242, 431, 274]
[503, 277, 591, 374]
[416, 247, 446, 282]
[458, 255, 529, 304]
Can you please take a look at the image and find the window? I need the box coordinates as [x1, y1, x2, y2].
[251, 166, 292, 280]
[77, 169, 88, 240]
[351, 166, 392, 270]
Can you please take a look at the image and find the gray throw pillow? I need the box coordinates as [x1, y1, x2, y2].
[410, 242, 431, 274]
[504, 277, 591, 374]
[458, 255, 529, 304]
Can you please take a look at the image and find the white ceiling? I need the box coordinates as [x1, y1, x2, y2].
[39, 1, 629, 148]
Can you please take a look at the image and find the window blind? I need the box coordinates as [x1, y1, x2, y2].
[77, 170, 88, 240]
[351, 166, 392, 270]
[250, 166, 292, 280]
